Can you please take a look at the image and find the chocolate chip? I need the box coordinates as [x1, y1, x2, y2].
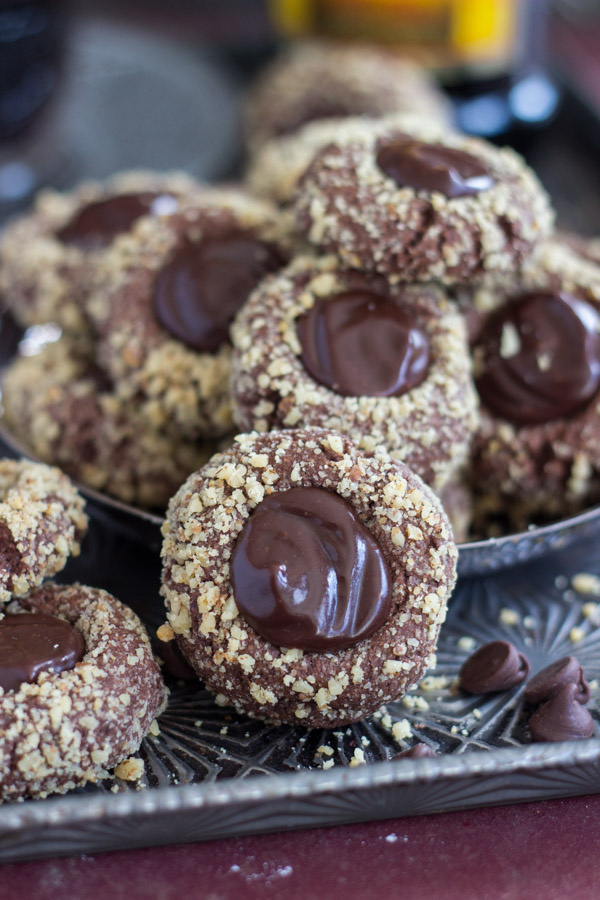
[0, 612, 85, 692]
[56, 193, 169, 249]
[459, 640, 530, 694]
[376, 139, 495, 198]
[393, 743, 436, 760]
[475, 291, 600, 425]
[153, 234, 284, 353]
[157, 639, 197, 682]
[231, 486, 392, 651]
[529, 682, 595, 742]
[524, 656, 591, 706]
[297, 289, 430, 397]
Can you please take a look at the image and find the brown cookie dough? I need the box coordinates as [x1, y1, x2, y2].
[244, 41, 452, 150]
[160, 428, 457, 728]
[0, 459, 87, 603]
[469, 243, 600, 530]
[293, 115, 554, 283]
[86, 187, 291, 441]
[0, 583, 167, 802]
[230, 255, 478, 491]
[1, 335, 210, 509]
[0, 171, 200, 333]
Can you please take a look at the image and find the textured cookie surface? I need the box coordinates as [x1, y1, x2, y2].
[0, 583, 167, 802]
[0, 459, 87, 603]
[0, 170, 200, 333]
[293, 115, 554, 283]
[469, 242, 600, 530]
[161, 428, 457, 728]
[87, 186, 291, 441]
[231, 255, 479, 491]
[1, 336, 209, 509]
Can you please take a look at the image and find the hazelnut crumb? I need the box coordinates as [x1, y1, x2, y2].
[114, 757, 145, 782]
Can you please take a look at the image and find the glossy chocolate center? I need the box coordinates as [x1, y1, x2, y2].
[376, 139, 495, 197]
[0, 612, 85, 692]
[297, 289, 430, 397]
[475, 291, 600, 425]
[230, 486, 392, 651]
[56, 192, 173, 249]
[153, 234, 284, 353]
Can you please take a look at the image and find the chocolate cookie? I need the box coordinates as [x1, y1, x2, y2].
[0, 583, 167, 801]
[0, 171, 199, 333]
[160, 428, 457, 727]
[87, 187, 291, 441]
[1, 335, 210, 509]
[293, 115, 554, 283]
[469, 242, 600, 529]
[230, 255, 478, 491]
[245, 41, 452, 150]
[0, 459, 87, 603]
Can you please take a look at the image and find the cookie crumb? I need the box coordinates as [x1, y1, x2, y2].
[157, 623, 175, 642]
[349, 748, 366, 767]
[114, 758, 145, 782]
[148, 719, 160, 737]
[582, 602, 599, 620]
[420, 674, 453, 691]
[316, 745, 334, 757]
[323, 759, 335, 770]
[569, 626, 585, 644]
[402, 695, 430, 711]
[458, 636, 476, 652]
[499, 608, 520, 626]
[391, 719, 412, 742]
[572, 573, 600, 596]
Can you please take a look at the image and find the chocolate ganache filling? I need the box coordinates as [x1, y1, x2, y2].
[153, 233, 284, 352]
[476, 291, 600, 425]
[376, 138, 495, 198]
[56, 192, 174, 249]
[0, 612, 85, 692]
[231, 487, 392, 651]
[297, 289, 430, 396]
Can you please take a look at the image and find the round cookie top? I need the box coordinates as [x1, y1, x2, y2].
[0, 459, 87, 603]
[161, 428, 457, 728]
[1, 335, 211, 509]
[469, 241, 600, 528]
[230, 255, 478, 490]
[292, 115, 554, 283]
[87, 186, 292, 441]
[244, 40, 452, 150]
[0, 583, 166, 801]
[0, 170, 200, 333]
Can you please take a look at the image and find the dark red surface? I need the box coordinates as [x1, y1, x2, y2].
[3, 793, 600, 899]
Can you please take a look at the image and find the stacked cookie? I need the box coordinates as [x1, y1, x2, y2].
[0, 460, 167, 800]
[1, 40, 598, 538]
[244, 43, 600, 534]
[0, 175, 292, 508]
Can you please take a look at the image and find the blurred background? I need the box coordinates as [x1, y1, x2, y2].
[1, 0, 599, 230]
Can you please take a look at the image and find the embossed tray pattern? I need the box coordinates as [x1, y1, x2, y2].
[1, 516, 600, 863]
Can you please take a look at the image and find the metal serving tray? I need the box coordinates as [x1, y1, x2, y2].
[1, 511, 600, 863]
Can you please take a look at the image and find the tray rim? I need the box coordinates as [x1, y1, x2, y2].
[2, 738, 600, 834]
